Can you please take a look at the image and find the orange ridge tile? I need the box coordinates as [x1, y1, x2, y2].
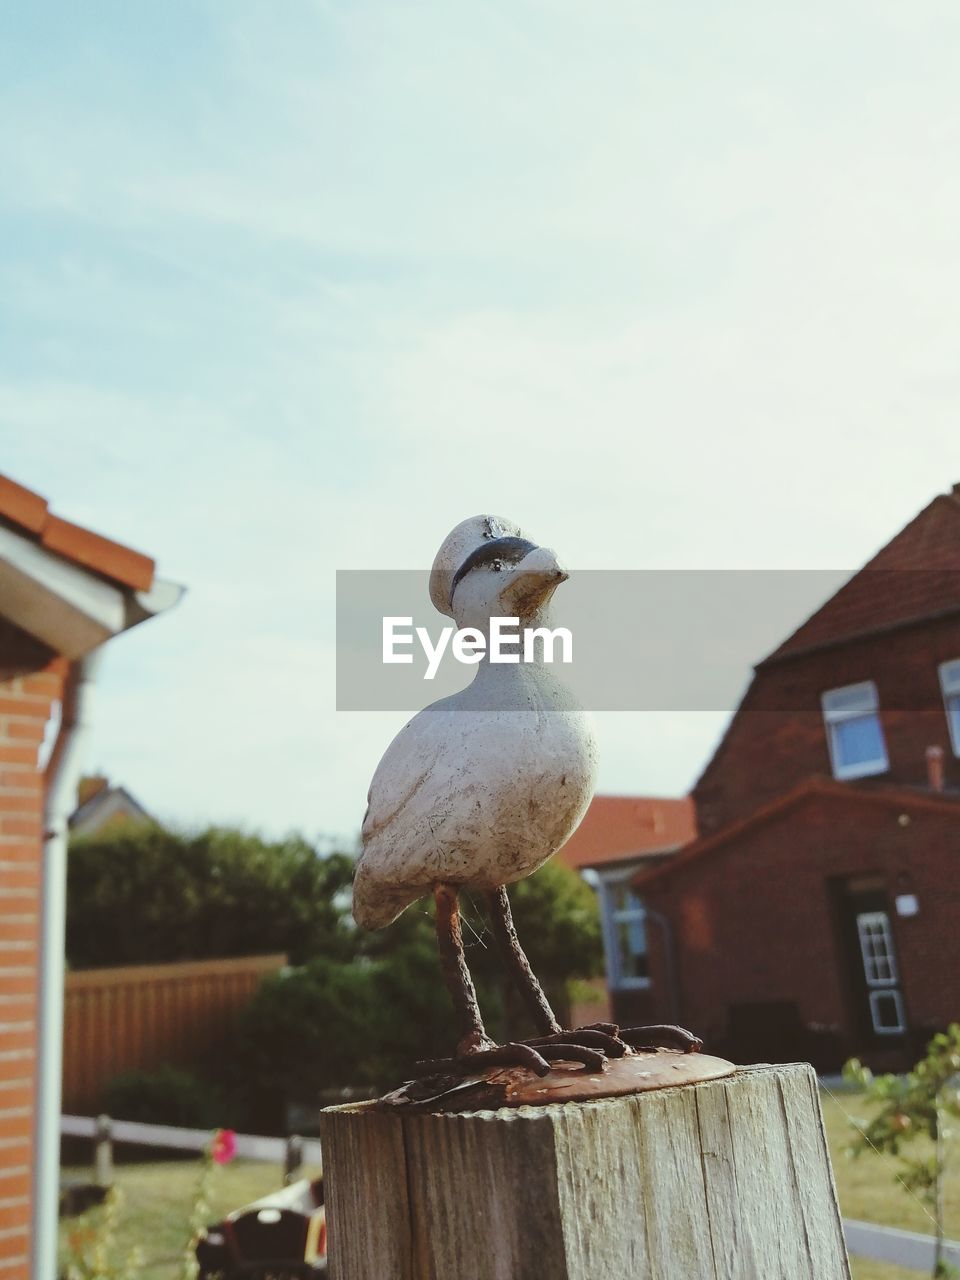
[41, 515, 154, 592]
[0, 478, 47, 536]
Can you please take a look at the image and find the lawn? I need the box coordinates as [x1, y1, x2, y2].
[59, 1089, 959, 1279]
[59, 1157, 323, 1279]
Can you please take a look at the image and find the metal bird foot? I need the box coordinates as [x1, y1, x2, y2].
[413, 1021, 702, 1080]
[387, 1040, 730, 1114]
[615, 1023, 704, 1053]
[414, 1033, 614, 1079]
[527, 1021, 702, 1056]
[414, 1041, 556, 1078]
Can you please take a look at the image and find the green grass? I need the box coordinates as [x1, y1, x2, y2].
[849, 1262, 925, 1280]
[822, 1085, 960, 1280]
[58, 1090, 959, 1278]
[820, 1087, 960, 1237]
[59, 1158, 322, 1279]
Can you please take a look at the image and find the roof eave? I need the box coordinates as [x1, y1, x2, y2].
[0, 522, 183, 658]
[635, 776, 960, 892]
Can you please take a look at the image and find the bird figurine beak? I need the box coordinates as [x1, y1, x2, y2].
[498, 546, 568, 618]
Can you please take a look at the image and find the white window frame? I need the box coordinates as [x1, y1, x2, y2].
[595, 867, 651, 991]
[856, 911, 899, 987]
[940, 659, 960, 757]
[856, 911, 907, 1036]
[868, 989, 907, 1036]
[821, 681, 889, 781]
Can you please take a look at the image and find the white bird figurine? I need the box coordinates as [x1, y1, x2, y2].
[353, 516, 701, 1077]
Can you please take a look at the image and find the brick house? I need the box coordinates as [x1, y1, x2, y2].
[0, 474, 179, 1279]
[557, 795, 696, 1026]
[633, 482, 960, 1069]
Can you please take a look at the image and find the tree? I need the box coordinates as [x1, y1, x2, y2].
[844, 1026, 960, 1279]
[507, 858, 604, 984]
[67, 825, 355, 968]
[221, 860, 605, 1126]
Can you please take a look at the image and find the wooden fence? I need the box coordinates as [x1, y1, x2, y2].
[62, 953, 287, 1113]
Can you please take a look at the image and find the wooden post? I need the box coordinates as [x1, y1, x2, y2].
[93, 1114, 113, 1188]
[318, 1063, 850, 1280]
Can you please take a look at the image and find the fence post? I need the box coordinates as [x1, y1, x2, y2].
[94, 1114, 113, 1187]
[318, 1062, 851, 1280]
[284, 1134, 304, 1185]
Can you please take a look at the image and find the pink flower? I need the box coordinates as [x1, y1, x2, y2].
[210, 1129, 237, 1165]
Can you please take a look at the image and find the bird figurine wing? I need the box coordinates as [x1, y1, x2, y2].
[354, 706, 455, 929]
[353, 696, 594, 931]
[360, 710, 447, 847]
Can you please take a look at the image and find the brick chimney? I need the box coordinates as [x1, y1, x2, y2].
[925, 746, 945, 793]
[77, 774, 109, 807]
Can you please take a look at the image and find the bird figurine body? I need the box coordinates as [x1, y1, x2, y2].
[353, 515, 701, 1077]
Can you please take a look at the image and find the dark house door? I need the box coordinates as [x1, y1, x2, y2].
[835, 879, 908, 1044]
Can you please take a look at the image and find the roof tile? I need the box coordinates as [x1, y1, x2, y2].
[0, 476, 48, 535]
[769, 492, 960, 661]
[558, 794, 696, 870]
[0, 472, 155, 591]
[42, 516, 154, 592]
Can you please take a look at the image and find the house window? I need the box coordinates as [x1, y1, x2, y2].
[856, 911, 898, 986]
[597, 871, 650, 990]
[940, 659, 960, 756]
[856, 911, 906, 1035]
[821, 681, 888, 780]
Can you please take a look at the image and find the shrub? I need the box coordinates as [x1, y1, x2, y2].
[67, 826, 355, 968]
[103, 1067, 224, 1129]
[221, 950, 458, 1130]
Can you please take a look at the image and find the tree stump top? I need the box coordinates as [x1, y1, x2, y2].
[319, 1062, 851, 1280]
[380, 1047, 736, 1112]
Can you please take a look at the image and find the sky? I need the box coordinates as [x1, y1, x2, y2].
[2, 0, 959, 844]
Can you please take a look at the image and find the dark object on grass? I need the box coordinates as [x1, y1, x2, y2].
[195, 1177, 326, 1278]
[59, 1180, 109, 1217]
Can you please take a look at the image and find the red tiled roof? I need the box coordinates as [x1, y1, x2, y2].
[558, 794, 697, 870]
[768, 487, 960, 662]
[635, 775, 960, 891]
[0, 474, 155, 592]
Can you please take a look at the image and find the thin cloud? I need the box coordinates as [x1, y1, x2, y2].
[1, 1, 958, 836]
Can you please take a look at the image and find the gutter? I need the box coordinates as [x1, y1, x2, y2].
[30, 652, 101, 1280]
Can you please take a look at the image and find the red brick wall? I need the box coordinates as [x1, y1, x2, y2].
[0, 620, 65, 1280]
[643, 791, 960, 1067]
[695, 613, 960, 835]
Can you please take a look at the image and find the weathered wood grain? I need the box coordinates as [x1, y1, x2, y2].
[318, 1062, 851, 1280]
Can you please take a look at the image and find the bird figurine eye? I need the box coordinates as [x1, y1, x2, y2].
[492, 559, 503, 572]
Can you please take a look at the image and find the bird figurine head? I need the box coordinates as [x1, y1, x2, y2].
[429, 515, 568, 630]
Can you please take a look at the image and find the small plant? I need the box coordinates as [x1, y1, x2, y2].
[180, 1129, 237, 1280]
[60, 1128, 237, 1280]
[62, 1186, 144, 1280]
[844, 1025, 960, 1279]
